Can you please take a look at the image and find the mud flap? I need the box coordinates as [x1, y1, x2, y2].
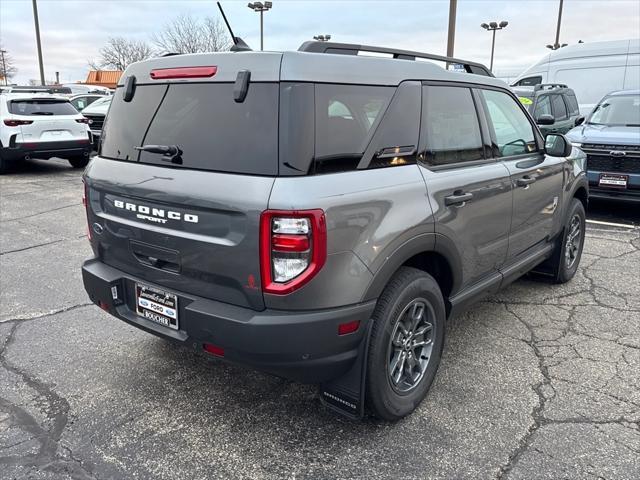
[319, 321, 373, 419]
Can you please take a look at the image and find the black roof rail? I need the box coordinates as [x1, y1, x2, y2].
[298, 41, 494, 77]
[534, 83, 568, 91]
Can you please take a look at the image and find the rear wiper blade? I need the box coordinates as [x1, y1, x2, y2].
[135, 144, 183, 164]
[31, 112, 54, 115]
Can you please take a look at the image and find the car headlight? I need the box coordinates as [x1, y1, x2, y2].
[571, 142, 582, 148]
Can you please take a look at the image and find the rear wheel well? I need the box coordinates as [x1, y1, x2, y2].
[402, 252, 453, 310]
[574, 186, 588, 210]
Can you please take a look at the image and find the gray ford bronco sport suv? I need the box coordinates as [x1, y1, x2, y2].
[81, 41, 588, 420]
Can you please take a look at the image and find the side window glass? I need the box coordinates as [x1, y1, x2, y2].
[533, 96, 552, 119]
[516, 76, 542, 87]
[481, 89, 538, 157]
[422, 86, 483, 166]
[566, 94, 580, 115]
[552, 95, 568, 120]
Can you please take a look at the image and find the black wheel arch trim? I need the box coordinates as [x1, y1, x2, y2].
[361, 232, 463, 305]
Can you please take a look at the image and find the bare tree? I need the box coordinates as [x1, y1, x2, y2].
[0, 44, 18, 84]
[152, 14, 232, 54]
[90, 37, 154, 71]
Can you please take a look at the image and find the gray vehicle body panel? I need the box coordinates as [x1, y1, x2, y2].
[81, 46, 587, 386]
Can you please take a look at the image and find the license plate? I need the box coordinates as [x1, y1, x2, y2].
[135, 283, 178, 330]
[599, 173, 628, 189]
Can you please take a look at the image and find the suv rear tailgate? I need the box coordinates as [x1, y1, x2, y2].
[86, 157, 274, 310]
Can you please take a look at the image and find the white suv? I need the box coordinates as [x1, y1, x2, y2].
[0, 93, 92, 173]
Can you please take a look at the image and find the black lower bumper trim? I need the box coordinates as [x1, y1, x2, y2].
[82, 258, 375, 384]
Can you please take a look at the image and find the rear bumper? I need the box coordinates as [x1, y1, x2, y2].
[1, 139, 92, 161]
[587, 170, 640, 203]
[82, 258, 375, 383]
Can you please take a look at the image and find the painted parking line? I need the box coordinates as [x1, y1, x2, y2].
[586, 219, 636, 229]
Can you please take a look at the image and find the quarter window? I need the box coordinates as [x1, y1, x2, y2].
[515, 76, 542, 87]
[481, 89, 538, 157]
[422, 86, 484, 166]
[552, 94, 568, 120]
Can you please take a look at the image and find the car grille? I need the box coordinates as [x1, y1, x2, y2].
[84, 114, 105, 131]
[582, 144, 640, 175]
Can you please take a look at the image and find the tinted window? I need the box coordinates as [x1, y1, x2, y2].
[101, 85, 166, 161]
[102, 83, 279, 175]
[314, 84, 393, 170]
[9, 99, 78, 116]
[481, 89, 537, 157]
[422, 86, 483, 166]
[551, 94, 568, 120]
[534, 95, 552, 118]
[565, 94, 580, 115]
[515, 76, 542, 87]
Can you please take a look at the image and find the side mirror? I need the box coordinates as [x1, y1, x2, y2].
[537, 114, 555, 125]
[545, 134, 572, 158]
[575, 116, 585, 126]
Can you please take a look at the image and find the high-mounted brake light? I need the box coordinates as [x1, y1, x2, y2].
[3, 119, 33, 127]
[150, 66, 217, 80]
[260, 209, 327, 295]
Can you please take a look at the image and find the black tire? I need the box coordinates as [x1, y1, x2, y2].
[551, 198, 586, 284]
[68, 156, 90, 169]
[366, 267, 446, 421]
[0, 151, 9, 175]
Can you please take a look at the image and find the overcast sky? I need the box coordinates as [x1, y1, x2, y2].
[1, 0, 639, 84]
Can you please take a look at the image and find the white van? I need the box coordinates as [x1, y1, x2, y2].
[512, 39, 640, 115]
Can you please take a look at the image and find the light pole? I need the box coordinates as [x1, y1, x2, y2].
[247, 2, 273, 51]
[480, 21, 508, 73]
[546, 0, 568, 50]
[313, 35, 331, 42]
[32, 0, 46, 85]
[0, 50, 7, 86]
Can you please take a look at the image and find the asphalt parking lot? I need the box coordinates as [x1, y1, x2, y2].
[1, 158, 639, 480]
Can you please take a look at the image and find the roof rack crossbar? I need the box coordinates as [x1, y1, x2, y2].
[534, 83, 568, 91]
[298, 41, 494, 77]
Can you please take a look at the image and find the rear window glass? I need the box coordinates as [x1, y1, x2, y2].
[314, 84, 393, 170]
[101, 83, 279, 175]
[9, 100, 78, 116]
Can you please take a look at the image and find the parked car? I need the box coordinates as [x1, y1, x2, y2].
[7, 85, 73, 95]
[69, 94, 107, 112]
[81, 41, 587, 420]
[80, 96, 112, 149]
[512, 39, 640, 115]
[515, 83, 584, 136]
[0, 93, 92, 173]
[567, 90, 640, 202]
[63, 84, 113, 95]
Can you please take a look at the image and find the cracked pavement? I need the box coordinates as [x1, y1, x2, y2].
[1, 158, 639, 480]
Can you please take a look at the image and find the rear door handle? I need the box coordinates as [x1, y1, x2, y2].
[444, 192, 473, 206]
[517, 176, 537, 187]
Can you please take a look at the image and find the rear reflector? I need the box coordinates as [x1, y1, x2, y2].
[338, 320, 360, 336]
[98, 301, 109, 312]
[150, 66, 217, 80]
[203, 343, 225, 357]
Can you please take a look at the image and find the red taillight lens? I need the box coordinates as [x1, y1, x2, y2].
[3, 119, 33, 127]
[260, 209, 327, 295]
[203, 343, 225, 357]
[76, 117, 90, 124]
[272, 234, 310, 252]
[150, 66, 217, 80]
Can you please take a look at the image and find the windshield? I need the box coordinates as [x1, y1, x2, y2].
[9, 99, 78, 116]
[588, 94, 640, 126]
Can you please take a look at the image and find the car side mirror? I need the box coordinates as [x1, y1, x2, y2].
[537, 114, 555, 125]
[545, 134, 572, 157]
[574, 116, 585, 126]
